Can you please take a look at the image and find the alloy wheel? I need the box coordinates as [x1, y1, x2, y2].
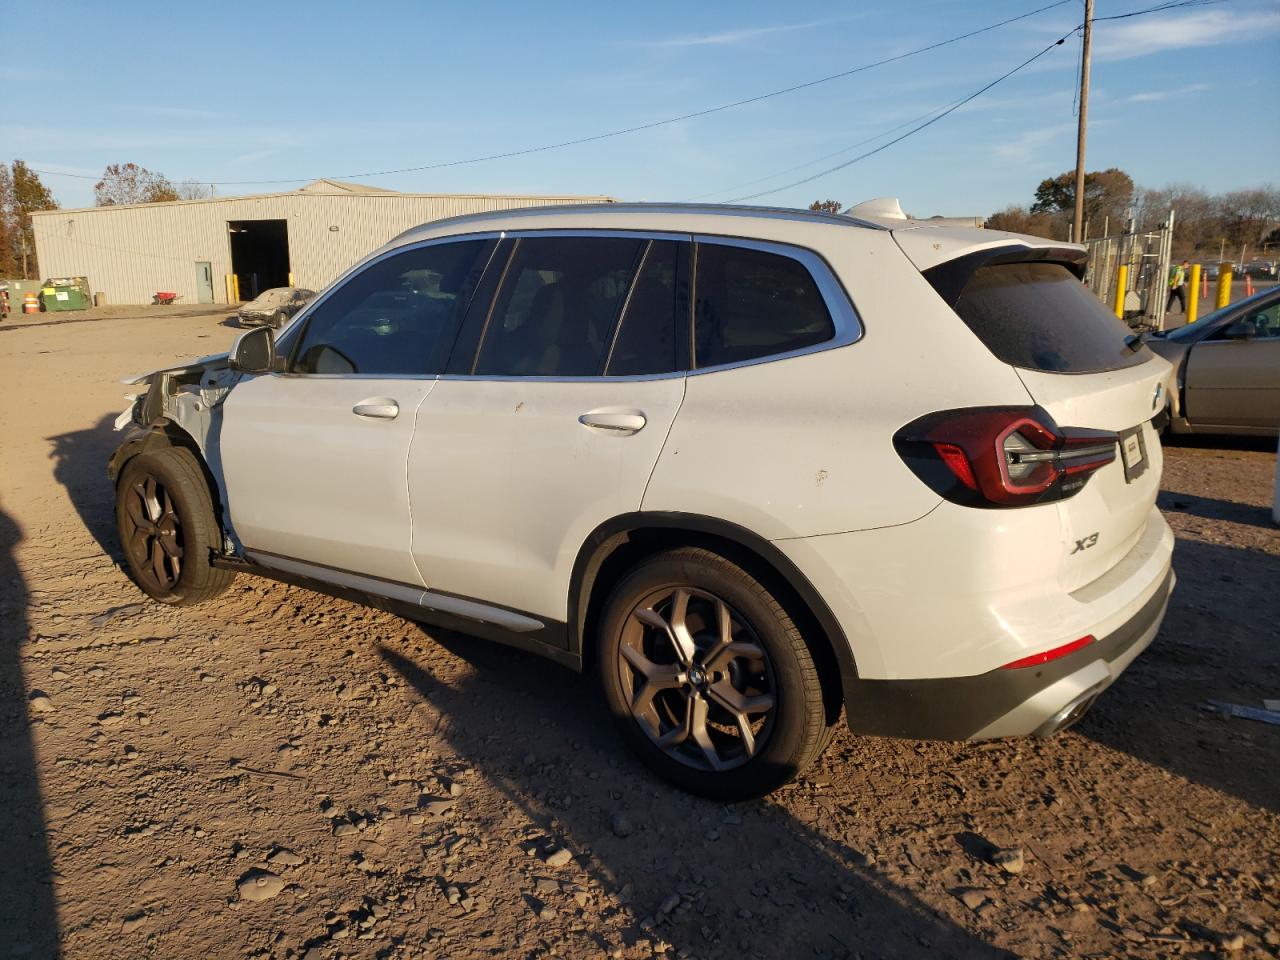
[616, 586, 777, 771]
[121, 472, 184, 593]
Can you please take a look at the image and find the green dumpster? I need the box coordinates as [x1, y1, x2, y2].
[40, 276, 91, 312]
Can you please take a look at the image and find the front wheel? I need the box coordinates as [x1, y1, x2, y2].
[598, 548, 833, 800]
[115, 446, 235, 605]
[272, 310, 288, 329]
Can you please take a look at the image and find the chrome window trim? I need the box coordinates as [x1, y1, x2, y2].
[497, 228, 692, 243]
[274, 228, 863, 384]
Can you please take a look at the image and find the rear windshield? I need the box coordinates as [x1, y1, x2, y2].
[953, 262, 1149, 373]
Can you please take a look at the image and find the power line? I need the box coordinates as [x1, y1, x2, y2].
[29, 0, 1232, 198]
[702, 0, 1232, 204]
[725, 34, 1074, 203]
[683, 95, 976, 202]
[31, 0, 1074, 188]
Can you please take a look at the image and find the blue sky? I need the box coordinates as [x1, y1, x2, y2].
[5, 0, 1278, 215]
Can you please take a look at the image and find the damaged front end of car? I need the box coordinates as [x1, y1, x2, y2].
[107, 351, 243, 553]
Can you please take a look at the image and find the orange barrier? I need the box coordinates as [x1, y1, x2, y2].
[1245, 274, 1254, 296]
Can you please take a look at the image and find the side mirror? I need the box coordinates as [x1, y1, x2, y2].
[230, 325, 275, 373]
[1222, 320, 1253, 340]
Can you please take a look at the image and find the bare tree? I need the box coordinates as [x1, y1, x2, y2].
[176, 180, 211, 201]
[808, 199, 843, 213]
[985, 205, 1064, 240]
[1217, 187, 1280, 250]
[94, 163, 180, 206]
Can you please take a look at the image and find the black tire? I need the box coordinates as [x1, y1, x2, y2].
[598, 547, 833, 800]
[115, 446, 235, 606]
[272, 310, 288, 329]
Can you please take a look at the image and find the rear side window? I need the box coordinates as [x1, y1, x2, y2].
[474, 236, 644, 376]
[953, 262, 1148, 373]
[693, 243, 834, 368]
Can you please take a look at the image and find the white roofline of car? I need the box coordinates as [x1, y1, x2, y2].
[388, 202, 890, 246]
[380, 199, 1084, 275]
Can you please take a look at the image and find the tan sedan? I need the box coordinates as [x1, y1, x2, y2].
[1146, 286, 1280, 436]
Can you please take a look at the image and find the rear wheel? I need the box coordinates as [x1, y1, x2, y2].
[598, 548, 833, 800]
[115, 447, 234, 605]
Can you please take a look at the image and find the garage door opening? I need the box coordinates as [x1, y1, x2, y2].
[228, 219, 290, 300]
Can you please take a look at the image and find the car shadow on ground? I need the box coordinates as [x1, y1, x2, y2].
[1075, 537, 1280, 814]
[0, 506, 61, 955]
[379, 633, 1012, 959]
[1157, 489, 1276, 530]
[48, 413, 127, 566]
[1162, 434, 1276, 454]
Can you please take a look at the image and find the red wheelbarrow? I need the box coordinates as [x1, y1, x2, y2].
[153, 291, 180, 305]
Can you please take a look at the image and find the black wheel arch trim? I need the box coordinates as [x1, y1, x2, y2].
[567, 511, 859, 681]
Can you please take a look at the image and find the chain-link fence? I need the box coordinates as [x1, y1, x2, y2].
[1082, 217, 1174, 331]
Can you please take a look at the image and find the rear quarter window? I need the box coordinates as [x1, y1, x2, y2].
[952, 262, 1149, 373]
[693, 243, 834, 368]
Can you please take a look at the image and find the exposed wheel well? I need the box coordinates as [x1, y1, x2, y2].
[574, 521, 849, 726]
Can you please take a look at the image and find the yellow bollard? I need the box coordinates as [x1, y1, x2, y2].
[1113, 264, 1128, 319]
[232, 274, 241, 303]
[288, 272, 295, 287]
[224, 274, 234, 304]
[1186, 263, 1201, 324]
[1215, 263, 1232, 310]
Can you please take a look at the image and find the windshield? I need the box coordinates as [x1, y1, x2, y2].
[1164, 287, 1280, 342]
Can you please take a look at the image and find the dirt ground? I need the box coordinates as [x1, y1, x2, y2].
[1, 309, 1277, 960]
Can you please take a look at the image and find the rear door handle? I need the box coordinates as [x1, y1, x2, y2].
[353, 398, 399, 420]
[578, 411, 647, 434]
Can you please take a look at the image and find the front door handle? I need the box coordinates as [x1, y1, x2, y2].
[353, 398, 399, 420]
[578, 411, 647, 435]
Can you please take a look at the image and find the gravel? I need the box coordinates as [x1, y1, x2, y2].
[0, 309, 1276, 959]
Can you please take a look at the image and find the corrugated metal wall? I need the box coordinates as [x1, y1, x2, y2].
[29, 191, 607, 305]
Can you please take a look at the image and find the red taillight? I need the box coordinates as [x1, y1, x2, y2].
[999, 634, 1095, 669]
[895, 406, 1118, 508]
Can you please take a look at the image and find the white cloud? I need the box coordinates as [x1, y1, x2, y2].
[637, 15, 860, 48]
[1093, 9, 1280, 61]
[230, 147, 287, 166]
[992, 123, 1074, 165]
[129, 105, 230, 120]
[1114, 82, 1212, 104]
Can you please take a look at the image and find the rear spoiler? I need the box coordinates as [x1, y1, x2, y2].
[922, 244, 1088, 308]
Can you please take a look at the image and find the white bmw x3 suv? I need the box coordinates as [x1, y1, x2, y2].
[109, 201, 1175, 799]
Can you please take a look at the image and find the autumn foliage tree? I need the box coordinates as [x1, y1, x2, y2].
[0, 160, 58, 278]
[989, 174, 1278, 257]
[1030, 168, 1135, 238]
[808, 199, 843, 213]
[94, 163, 179, 206]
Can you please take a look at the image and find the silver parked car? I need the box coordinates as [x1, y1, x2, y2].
[1145, 286, 1280, 436]
[237, 287, 315, 328]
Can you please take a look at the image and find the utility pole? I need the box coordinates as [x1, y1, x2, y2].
[1072, 0, 1094, 244]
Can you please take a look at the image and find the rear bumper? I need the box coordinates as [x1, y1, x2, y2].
[842, 565, 1174, 740]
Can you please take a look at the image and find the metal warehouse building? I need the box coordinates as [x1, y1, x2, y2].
[29, 180, 611, 306]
